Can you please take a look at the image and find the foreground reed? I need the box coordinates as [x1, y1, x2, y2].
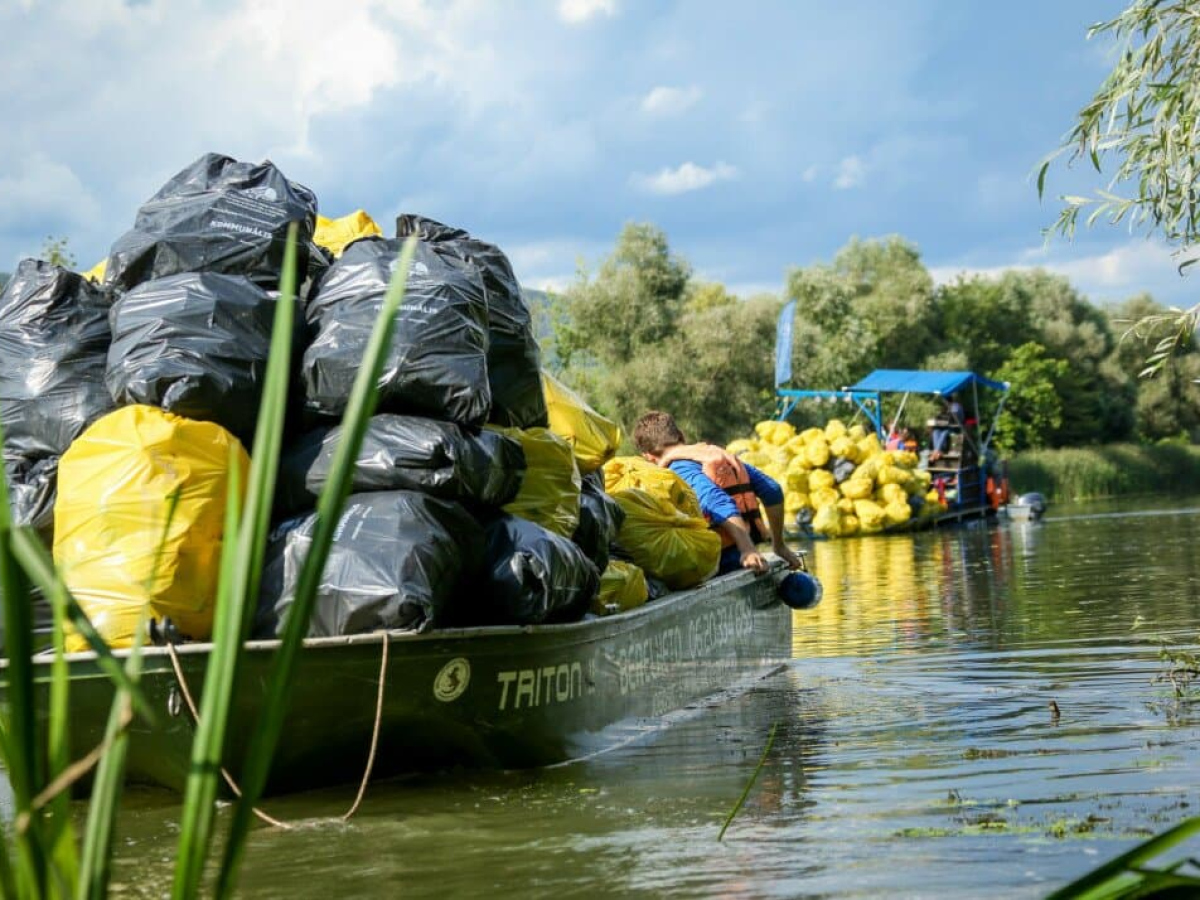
[0, 227, 417, 898]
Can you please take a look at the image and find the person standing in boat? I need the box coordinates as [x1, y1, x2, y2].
[633, 411, 805, 576]
[929, 394, 964, 461]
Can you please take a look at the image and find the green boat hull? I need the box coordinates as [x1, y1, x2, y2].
[4, 568, 792, 795]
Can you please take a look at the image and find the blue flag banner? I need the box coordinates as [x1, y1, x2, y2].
[774, 300, 795, 387]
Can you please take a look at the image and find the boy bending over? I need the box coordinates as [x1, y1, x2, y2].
[633, 411, 804, 576]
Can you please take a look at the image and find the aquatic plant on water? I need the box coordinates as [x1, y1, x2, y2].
[0, 227, 417, 898]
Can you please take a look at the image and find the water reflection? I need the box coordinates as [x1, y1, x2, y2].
[102, 499, 1200, 898]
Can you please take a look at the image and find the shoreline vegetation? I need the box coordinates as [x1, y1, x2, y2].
[1008, 442, 1200, 503]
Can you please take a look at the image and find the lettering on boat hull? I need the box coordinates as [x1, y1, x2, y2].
[496, 662, 589, 710]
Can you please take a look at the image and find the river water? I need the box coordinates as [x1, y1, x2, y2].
[107, 497, 1200, 898]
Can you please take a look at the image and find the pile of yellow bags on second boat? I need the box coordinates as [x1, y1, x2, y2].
[727, 419, 946, 538]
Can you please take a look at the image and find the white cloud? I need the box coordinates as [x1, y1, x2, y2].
[832, 155, 866, 190]
[632, 161, 739, 196]
[557, 0, 616, 24]
[928, 240, 1199, 304]
[640, 85, 702, 116]
[0, 153, 101, 230]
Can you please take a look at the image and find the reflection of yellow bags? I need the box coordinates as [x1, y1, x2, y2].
[54, 406, 249, 651]
[314, 210, 383, 257]
[592, 560, 649, 615]
[612, 488, 720, 590]
[602, 456, 702, 519]
[491, 426, 581, 537]
[541, 371, 622, 474]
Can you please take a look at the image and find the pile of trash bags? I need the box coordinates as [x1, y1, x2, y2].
[1, 151, 714, 647]
[725, 419, 946, 538]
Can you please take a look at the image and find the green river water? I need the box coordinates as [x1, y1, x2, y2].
[96, 496, 1200, 897]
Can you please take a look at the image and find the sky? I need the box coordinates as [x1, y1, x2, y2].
[1, 0, 1188, 307]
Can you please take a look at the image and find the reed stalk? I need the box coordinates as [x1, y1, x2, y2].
[172, 223, 297, 900]
[215, 235, 418, 896]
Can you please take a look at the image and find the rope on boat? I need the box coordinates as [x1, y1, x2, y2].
[165, 632, 390, 827]
[342, 631, 389, 821]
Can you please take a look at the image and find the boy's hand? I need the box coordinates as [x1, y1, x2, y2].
[740, 548, 770, 574]
[772, 542, 805, 570]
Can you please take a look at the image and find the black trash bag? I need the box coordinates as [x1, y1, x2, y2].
[302, 236, 490, 426]
[275, 413, 525, 515]
[396, 215, 546, 428]
[571, 471, 624, 571]
[0, 260, 113, 459]
[5, 455, 57, 544]
[831, 456, 857, 484]
[258, 491, 485, 638]
[105, 152, 318, 291]
[471, 513, 599, 626]
[106, 273, 276, 444]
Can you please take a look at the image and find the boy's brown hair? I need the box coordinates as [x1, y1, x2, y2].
[633, 411, 687, 457]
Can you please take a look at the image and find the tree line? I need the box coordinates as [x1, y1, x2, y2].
[539, 223, 1200, 455]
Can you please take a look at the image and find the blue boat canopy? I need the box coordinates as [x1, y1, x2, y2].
[847, 369, 1008, 396]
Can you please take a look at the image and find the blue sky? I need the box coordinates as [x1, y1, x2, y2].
[1, 0, 1184, 306]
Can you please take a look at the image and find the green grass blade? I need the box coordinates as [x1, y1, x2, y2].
[7, 527, 154, 724]
[42, 540, 79, 895]
[0, 424, 48, 897]
[173, 224, 299, 900]
[215, 235, 418, 897]
[76, 611, 148, 900]
[1045, 815, 1200, 899]
[172, 445, 246, 899]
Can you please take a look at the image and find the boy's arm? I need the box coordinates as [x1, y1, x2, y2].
[743, 463, 804, 570]
[718, 515, 769, 574]
[669, 461, 768, 574]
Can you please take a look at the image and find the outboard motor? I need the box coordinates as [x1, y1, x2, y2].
[1014, 492, 1047, 520]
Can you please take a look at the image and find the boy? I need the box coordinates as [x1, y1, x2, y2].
[632, 411, 804, 576]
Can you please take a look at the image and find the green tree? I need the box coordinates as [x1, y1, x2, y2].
[785, 236, 938, 393]
[933, 275, 1037, 375]
[1041, 0, 1200, 368]
[993, 343, 1070, 454]
[550, 223, 780, 444]
[41, 234, 76, 269]
[556, 222, 690, 369]
[1106, 293, 1200, 441]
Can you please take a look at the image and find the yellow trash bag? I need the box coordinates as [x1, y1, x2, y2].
[848, 424, 867, 441]
[879, 482, 908, 506]
[785, 454, 811, 475]
[829, 435, 860, 463]
[54, 406, 249, 651]
[811, 486, 840, 509]
[876, 464, 910, 487]
[804, 438, 830, 468]
[786, 470, 810, 493]
[840, 513, 861, 536]
[726, 438, 756, 457]
[799, 427, 824, 443]
[858, 433, 884, 459]
[82, 259, 107, 283]
[591, 560, 649, 616]
[824, 419, 848, 442]
[611, 488, 720, 590]
[811, 503, 842, 538]
[884, 499, 913, 527]
[854, 499, 886, 533]
[808, 469, 835, 492]
[542, 372, 622, 474]
[602, 456, 702, 519]
[492, 426, 581, 537]
[839, 476, 873, 501]
[784, 490, 808, 515]
[754, 420, 795, 446]
[314, 210, 383, 258]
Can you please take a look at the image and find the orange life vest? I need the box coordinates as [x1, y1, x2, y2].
[702, 456, 764, 548]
